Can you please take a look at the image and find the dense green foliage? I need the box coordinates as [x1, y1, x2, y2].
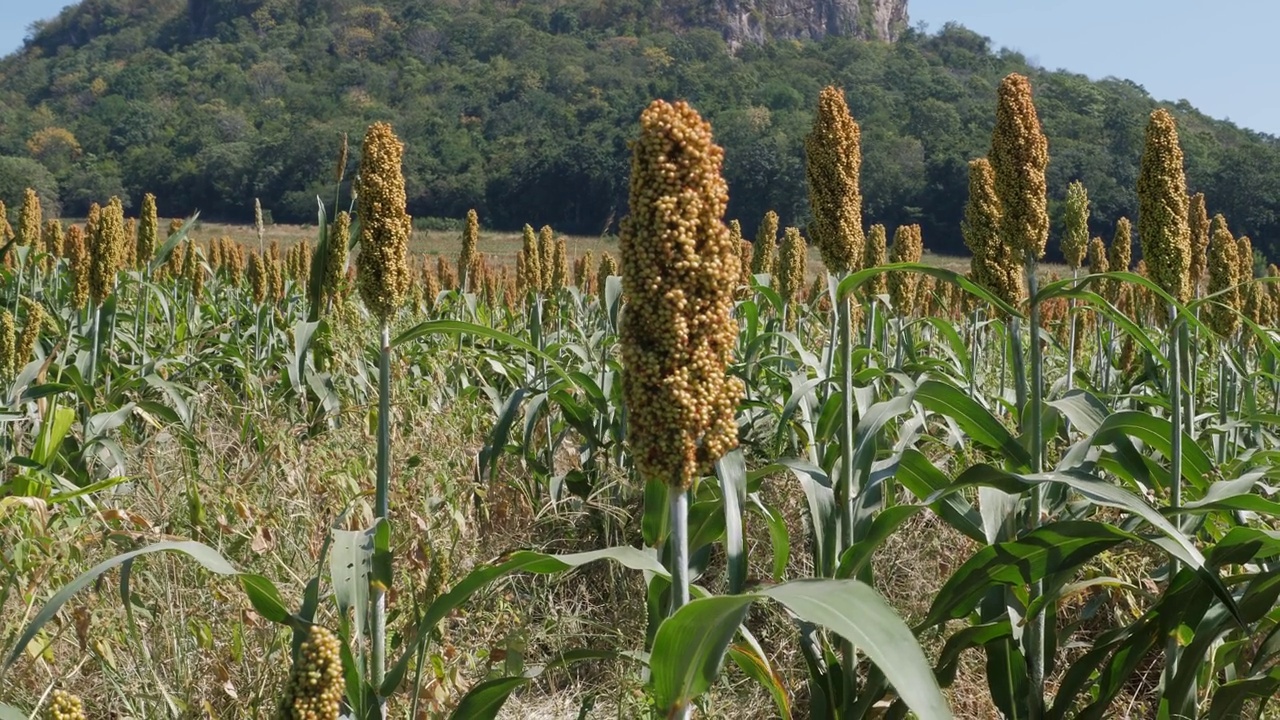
[3, 0, 1280, 258]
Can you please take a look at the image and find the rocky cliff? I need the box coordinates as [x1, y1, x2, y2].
[712, 0, 910, 47]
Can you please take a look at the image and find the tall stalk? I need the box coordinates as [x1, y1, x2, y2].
[372, 321, 390, 693]
[1024, 258, 1046, 716]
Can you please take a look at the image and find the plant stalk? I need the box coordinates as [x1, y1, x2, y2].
[372, 321, 391, 697]
[668, 485, 690, 615]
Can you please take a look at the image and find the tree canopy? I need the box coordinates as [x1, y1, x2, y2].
[3, 1, 1279, 260]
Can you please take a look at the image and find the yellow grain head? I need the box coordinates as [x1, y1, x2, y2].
[1188, 192, 1209, 294]
[889, 224, 924, 315]
[538, 225, 555, 292]
[46, 689, 86, 720]
[280, 626, 344, 720]
[576, 250, 594, 293]
[805, 85, 864, 274]
[297, 239, 312, 285]
[334, 132, 349, 184]
[89, 197, 126, 305]
[619, 99, 742, 489]
[737, 237, 753, 295]
[355, 122, 412, 323]
[1106, 217, 1132, 303]
[267, 241, 284, 302]
[864, 223, 888, 299]
[1136, 109, 1191, 304]
[518, 224, 541, 294]
[248, 251, 267, 304]
[0, 309, 13, 383]
[777, 226, 807, 309]
[325, 210, 351, 302]
[422, 257, 441, 312]
[42, 219, 63, 272]
[1062, 180, 1089, 270]
[552, 237, 569, 294]
[17, 188, 41, 249]
[17, 296, 43, 366]
[597, 251, 618, 302]
[66, 225, 90, 308]
[0, 201, 11, 243]
[183, 239, 199, 286]
[963, 157, 1020, 307]
[123, 218, 136, 268]
[990, 73, 1049, 263]
[1238, 235, 1260, 326]
[751, 210, 779, 276]
[459, 208, 479, 291]
[437, 255, 457, 291]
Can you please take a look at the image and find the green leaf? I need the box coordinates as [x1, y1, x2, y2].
[914, 379, 1030, 469]
[922, 521, 1133, 627]
[448, 676, 530, 720]
[330, 526, 374, 640]
[31, 405, 75, 467]
[760, 579, 951, 720]
[717, 449, 748, 594]
[650, 595, 755, 714]
[238, 574, 292, 625]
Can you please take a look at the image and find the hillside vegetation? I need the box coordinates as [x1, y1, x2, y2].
[2, 0, 1280, 258]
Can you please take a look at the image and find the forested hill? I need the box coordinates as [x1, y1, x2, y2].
[3, 0, 1280, 260]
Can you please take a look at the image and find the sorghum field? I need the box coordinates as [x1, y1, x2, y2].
[3, 74, 1280, 720]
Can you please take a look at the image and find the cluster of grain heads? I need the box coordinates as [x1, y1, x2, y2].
[552, 237, 569, 294]
[888, 224, 923, 314]
[1137, 108, 1192, 304]
[437, 255, 458, 292]
[777, 227, 807, 324]
[248, 252, 268, 304]
[963, 158, 1020, 307]
[325, 211, 351, 303]
[990, 73, 1049, 265]
[459, 208, 479, 291]
[287, 240, 313, 285]
[18, 297, 44, 366]
[136, 193, 158, 269]
[1062, 180, 1089, 271]
[538, 226, 556, 292]
[619, 99, 742, 489]
[518, 224, 541, 295]
[1237, 235, 1261, 332]
[421, 257, 441, 312]
[805, 85, 864, 275]
[42, 219, 63, 272]
[66, 225, 90, 308]
[0, 310, 14, 384]
[89, 198, 127, 306]
[355, 122, 412, 323]
[597, 252, 618, 302]
[1188, 192, 1210, 294]
[573, 250, 594, 295]
[1107, 218, 1133, 303]
[863, 223, 888, 300]
[751, 210, 778, 277]
[46, 689, 86, 720]
[274, 242, 289, 301]
[279, 626, 344, 720]
[17, 188, 42, 250]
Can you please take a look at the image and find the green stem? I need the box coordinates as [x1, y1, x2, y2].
[837, 291, 858, 714]
[1024, 258, 1045, 718]
[1164, 306, 1185, 695]
[373, 321, 391, 696]
[668, 485, 689, 615]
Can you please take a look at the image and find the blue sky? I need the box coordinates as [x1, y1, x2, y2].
[2, 0, 1277, 135]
